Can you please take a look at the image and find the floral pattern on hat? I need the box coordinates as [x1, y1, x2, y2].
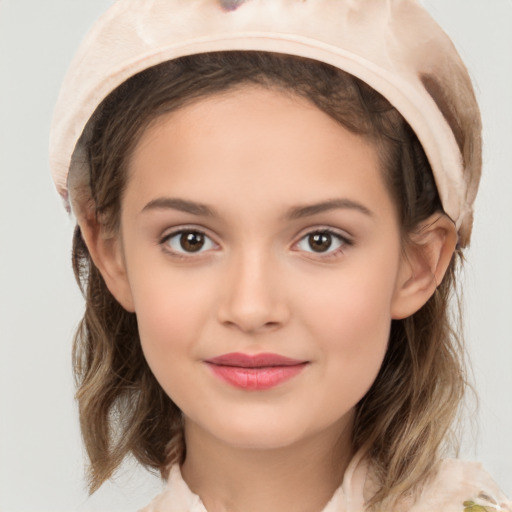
[218, 0, 248, 11]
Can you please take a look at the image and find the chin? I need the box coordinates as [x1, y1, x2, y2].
[189, 404, 348, 453]
[216, 425, 309, 451]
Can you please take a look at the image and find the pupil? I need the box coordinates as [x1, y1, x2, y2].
[181, 232, 205, 252]
[309, 233, 332, 252]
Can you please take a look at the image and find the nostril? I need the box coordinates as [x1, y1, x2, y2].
[221, 318, 281, 334]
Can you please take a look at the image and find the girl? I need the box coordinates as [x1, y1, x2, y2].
[48, 1, 511, 511]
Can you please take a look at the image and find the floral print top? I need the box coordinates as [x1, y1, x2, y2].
[140, 452, 511, 512]
[464, 492, 511, 512]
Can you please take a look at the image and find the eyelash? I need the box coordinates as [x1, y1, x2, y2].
[159, 226, 353, 260]
[159, 227, 219, 259]
[292, 228, 353, 259]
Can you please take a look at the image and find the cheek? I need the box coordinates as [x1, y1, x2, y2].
[133, 284, 211, 415]
[296, 255, 399, 396]
[318, 291, 390, 389]
[127, 267, 213, 375]
[306, 302, 390, 426]
[299, 257, 398, 342]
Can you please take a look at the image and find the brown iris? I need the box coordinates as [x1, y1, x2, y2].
[308, 232, 333, 252]
[180, 232, 205, 252]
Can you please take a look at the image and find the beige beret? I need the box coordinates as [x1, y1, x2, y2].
[49, 0, 481, 246]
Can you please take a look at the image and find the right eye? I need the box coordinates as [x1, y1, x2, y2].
[162, 230, 217, 255]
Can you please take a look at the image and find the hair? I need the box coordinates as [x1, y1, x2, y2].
[70, 51, 467, 509]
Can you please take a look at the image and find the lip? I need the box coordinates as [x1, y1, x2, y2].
[204, 352, 309, 390]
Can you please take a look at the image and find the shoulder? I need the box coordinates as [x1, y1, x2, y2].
[407, 459, 512, 512]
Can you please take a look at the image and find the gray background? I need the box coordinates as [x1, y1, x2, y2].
[0, 1, 511, 510]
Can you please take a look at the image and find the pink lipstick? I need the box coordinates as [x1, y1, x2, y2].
[204, 352, 308, 390]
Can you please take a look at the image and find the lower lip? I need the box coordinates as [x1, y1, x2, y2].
[206, 363, 308, 390]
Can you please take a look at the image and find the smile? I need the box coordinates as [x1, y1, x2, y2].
[204, 352, 309, 390]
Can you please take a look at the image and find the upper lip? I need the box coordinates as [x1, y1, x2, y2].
[204, 352, 307, 368]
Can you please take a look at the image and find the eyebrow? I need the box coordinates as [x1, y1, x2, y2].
[286, 198, 374, 220]
[140, 197, 373, 219]
[141, 197, 215, 216]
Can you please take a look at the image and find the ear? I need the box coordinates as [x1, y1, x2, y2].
[391, 213, 457, 320]
[77, 213, 135, 313]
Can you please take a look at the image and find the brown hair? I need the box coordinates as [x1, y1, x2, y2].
[71, 51, 466, 508]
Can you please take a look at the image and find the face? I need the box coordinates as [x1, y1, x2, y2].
[115, 85, 408, 451]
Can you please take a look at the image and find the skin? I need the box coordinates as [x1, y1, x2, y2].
[81, 85, 457, 512]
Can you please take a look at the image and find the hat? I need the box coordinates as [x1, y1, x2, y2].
[49, 0, 481, 247]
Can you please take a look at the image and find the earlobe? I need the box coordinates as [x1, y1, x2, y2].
[77, 214, 135, 313]
[391, 214, 457, 320]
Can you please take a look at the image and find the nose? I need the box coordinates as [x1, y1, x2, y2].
[217, 249, 290, 334]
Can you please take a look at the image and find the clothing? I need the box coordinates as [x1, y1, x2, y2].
[49, 0, 481, 247]
[139, 452, 511, 512]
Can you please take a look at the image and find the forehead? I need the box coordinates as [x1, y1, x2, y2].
[125, 85, 396, 222]
[132, 82, 378, 168]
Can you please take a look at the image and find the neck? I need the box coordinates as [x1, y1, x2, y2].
[180, 415, 354, 512]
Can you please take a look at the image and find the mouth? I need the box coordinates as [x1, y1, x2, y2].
[204, 352, 309, 390]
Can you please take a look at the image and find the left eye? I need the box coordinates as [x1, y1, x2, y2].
[163, 230, 217, 254]
[296, 230, 347, 254]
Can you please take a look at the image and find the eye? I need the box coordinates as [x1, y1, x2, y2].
[162, 230, 217, 255]
[295, 229, 349, 254]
